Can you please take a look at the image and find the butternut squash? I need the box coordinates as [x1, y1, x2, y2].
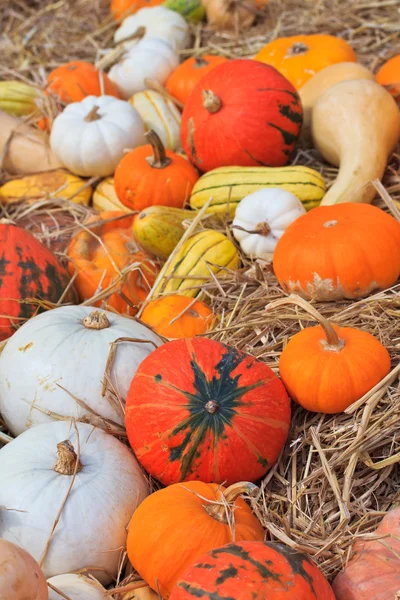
[312, 80, 400, 205]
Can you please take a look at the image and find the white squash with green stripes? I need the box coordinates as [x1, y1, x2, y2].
[129, 90, 181, 151]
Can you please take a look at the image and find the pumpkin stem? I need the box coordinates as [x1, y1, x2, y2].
[54, 440, 82, 475]
[146, 130, 172, 169]
[266, 294, 345, 352]
[82, 310, 110, 330]
[204, 482, 259, 524]
[233, 222, 271, 236]
[85, 106, 101, 122]
[202, 90, 222, 114]
[287, 42, 309, 57]
[194, 56, 209, 68]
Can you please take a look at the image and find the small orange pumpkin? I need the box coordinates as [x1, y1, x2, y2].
[111, 0, 164, 20]
[166, 56, 229, 105]
[376, 54, 400, 99]
[114, 130, 199, 212]
[254, 34, 357, 89]
[141, 295, 213, 338]
[67, 211, 159, 316]
[267, 295, 391, 414]
[47, 61, 121, 104]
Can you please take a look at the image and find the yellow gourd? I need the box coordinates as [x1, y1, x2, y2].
[0, 81, 39, 117]
[0, 171, 92, 206]
[92, 177, 130, 212]
[122, 584, 159, 600]
[312, 79, 400, 205]
[134, 206, 196, 259]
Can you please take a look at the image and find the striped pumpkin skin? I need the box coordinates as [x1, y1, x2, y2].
[0, 224, 76, 340]
[190, 165, 326, 216]
[125, 337, 291, 485]
[170, 541, 335, 600]
[129, 90, 181, 151]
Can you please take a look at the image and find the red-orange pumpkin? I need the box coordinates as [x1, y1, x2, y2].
[125, 337, 291, 485]
[170, 541, 335, 599]
[180, 59, 303, 172]
[165, 55, 229, 105]
[47, 61, 121, 104]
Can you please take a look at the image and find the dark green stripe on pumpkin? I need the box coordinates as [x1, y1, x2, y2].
[265, 542, 318, 598]
[215, 565, 238, 585]
[176, 582, 236, 600]
[210, 544, 283, 583]
[278, 103, 303, 125]
[267, 122, 298, 145]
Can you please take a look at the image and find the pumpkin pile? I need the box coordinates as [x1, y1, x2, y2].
[1, 1, 400, 600]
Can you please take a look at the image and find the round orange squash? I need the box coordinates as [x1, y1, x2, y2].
[376, 54, 400, 99]
[141, 295, 213, 338]
[111, 0, 164, 19]
[254, 34, 357, 89]
[273, 203, 400, 301]
[47, 61, 121, 103]
[114, 130, 199, 212]
[127, 481, 265, 599]
[165, 55, 229, 105]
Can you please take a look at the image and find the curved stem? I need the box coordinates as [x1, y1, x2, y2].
[145, 130, 172, 169]
[202, 90, 222, 114]
[233, 222, 271, 236]
[82, 310, 110, 330]
[54, 440, 82, 475]
[204, 482, 259, 523]
[85, 106, 101, 122]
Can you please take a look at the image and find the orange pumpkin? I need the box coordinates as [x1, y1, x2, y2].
[254, 34, 357, 89]
[166, 55, 229, 105]
[268, 295, 391, 413]
[47, 61, 121, 104]
[376, 54, 400, 99]
[141, 295, 213, 338]
[126, 481, 265, 599]
[67, 211, 159, 316]
[114, 130, 199, 212]
[111, 0, 163, 19]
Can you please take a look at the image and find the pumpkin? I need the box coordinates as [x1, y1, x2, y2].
[114, 131, 199, 211]
[129, 90, 181, 151]
[111, 0, 164, 20]
[0, 80, 39, 117]
[46, 61, 121, 103]
[108, 37, 179, 100]
[232, 188, 306, 261]
[114, 6, 190, 51]
[0, 223, 76, 341]
[92, 177, 130, 212]
[273, 203, 400, 301]
[50, 95, 145, 177]
[201, 0, 257, 30]
[376, 54, 400, 99]
[133, 205, 196, 259]
[0, 539, 48, 600]
[155, 229, 240, 297]
[163, 0, 205, 22]
[267, 295, 391, 413]
[165, 55, 228, 105]
[141, 295, 213, 338]
[254, 34, 357, 89]
[67, 211, 159, 316]
[125, 337, 291, 485]
[0, 305, 161, 436]
[0, 170, 92, 206]
[0, 421, 149, 584]
[170, 541, 335, 599]
[180, 59, 303, 172]
[47, 574, 106, 600]
[127, 481, 265, 598]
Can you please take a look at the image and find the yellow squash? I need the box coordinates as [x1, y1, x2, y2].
[92, 177, 129, 212]
[156, 229, 240, 297]
[0, 170, 92, 206]
[134, 206, 196, 260]
[0, 81, 39, 117]
[190, 165, 326, 216]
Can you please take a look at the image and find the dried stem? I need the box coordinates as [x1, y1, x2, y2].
[145, 130, 172, 169]
[204, 482, 259, 523]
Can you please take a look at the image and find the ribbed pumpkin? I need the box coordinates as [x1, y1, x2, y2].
[125, 337, 291, 485]
[165, 55, 228, 105]
[141, 295, 213, 338]
[111, 0, 163, 19]
[181, 59, 303, 172]
[170, 541, 335, 599]
[47, 61, 121, 103]
[133, 206, 195, 259]
[0, 170, 92, 206]
[127, 481, 264, 599]
[0, 223, 76, 340]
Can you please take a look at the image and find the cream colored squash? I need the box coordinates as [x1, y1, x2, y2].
[129, 90, 181, 151]
[122, 585, 159, 600]
[312, 79, 400, 205]
[47, 574, 106, 600]
[0, 539, 48, 600]
[92, 177, 130, 212]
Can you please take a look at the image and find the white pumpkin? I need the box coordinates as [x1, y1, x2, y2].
[232, 188, 306, 261]
[47, 574, 106, 600]
[114, 6, 190, 51]
[129, 90, 181, 151]
[108, 37, 179, 100]
[0, 305, 162, 436]
[0, 421, 149, 584]
[50, 95, 145, 177]
[0, 539, 48, 600]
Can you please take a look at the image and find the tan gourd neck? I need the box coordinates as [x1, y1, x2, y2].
[194, 56, 209, 68]
[85, 106, 101, 122]
[267, 294, 345, 352]
[54, 440, 82, 475]
[146, 130, 172, 169]
[82, 310, 110, 330]
[287, 42, 309, 56]
[233, 222, 271, 236]
[204, 482, 259, 524]
[202, 90, 222, 114]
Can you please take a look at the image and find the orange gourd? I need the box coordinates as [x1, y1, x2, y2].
[47, 62, 121, 103]
[67, 211, 159, 316]
[268, 295, 391, 413]
[114, 130, 199, 211]
[376, 54, 400, 99]
[141, 295, 213, 338]
[166, 56, 228, 105]
[254, 34, 357, 89]
[111, 0, 163, 20]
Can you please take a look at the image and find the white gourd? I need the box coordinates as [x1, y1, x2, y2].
[129, 90, 181, 151]
[0, 539, 48, 600]
[47, 574, 106, 600]
[0, 421, 149, 584]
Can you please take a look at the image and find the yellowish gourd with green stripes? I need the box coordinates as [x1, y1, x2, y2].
[0, 81, 39, 117]
[190, 165, 326, 216]
[134, 206, 196, 259]
[155, 229, 240, 297]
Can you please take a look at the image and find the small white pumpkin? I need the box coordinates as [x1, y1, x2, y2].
[0, 539, 48, 600]
[50, 95, 145, 177]
[108, 37, 179, 100]
[92, 177, 129, 212]
[47, 573, 106, 600]
[232, 188, 306, 261]
[114, 6, 190, 51]
[0, 305, 162, 436]
[129, 90, 181, 151]
[0, 421, 149, 584]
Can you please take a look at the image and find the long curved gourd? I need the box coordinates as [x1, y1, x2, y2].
[312, 79, 400, 205]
